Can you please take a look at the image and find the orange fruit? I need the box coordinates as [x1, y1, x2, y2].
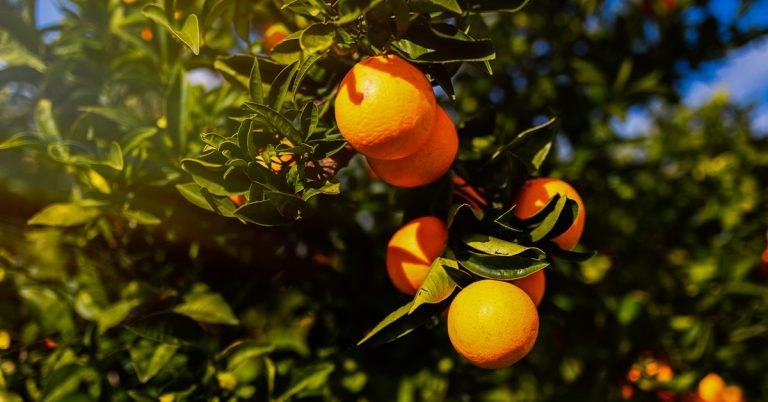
[140, 26, 153, 42]
[698, 373, 726, 402]
[621, 383, 634, 400]
[263, 22, 289, 51]
[229, 195, 246, 207]
[386, 216, 448, 295]
[334, 54, 436, 160]
[721, 386, 744, 402]
[627, 364, 641, 383]
[367, 107, 457, 188]
[512, 178, 586, 250]
[447, 280, 539, 369]
[512, 269, 546, 306]
[657, 362, 674, 382]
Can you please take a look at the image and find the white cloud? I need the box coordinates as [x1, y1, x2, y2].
[684, 37, 768, 106]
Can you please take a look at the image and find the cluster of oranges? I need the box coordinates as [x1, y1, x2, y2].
[334, 54, 458, 188]
[622, 358, 745, 402]
[384, 177, 585, 369]
[690, 373, 745, 402]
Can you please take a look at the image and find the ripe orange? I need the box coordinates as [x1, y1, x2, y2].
[621, 383, 634, 400]
[229, 195, 246, 207]
[367, 107, 457, 188]
[386, 216, 448, 295]
[512, 177, 586, 250]
[140, 26, 153, 42]
[512, 269, 545, 306]
[447, 280, 539, 369]
[263, 22, 289, 51]
[334, 54, 436, 160]
[698, 373, 725, 402]
[721, 386, 744, 402]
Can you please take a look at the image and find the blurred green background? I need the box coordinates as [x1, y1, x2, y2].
[0, 0, 767, 401]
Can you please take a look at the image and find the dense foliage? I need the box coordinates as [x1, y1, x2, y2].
[0, 0, 766, 400]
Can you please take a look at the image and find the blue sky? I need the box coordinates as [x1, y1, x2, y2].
[32, 0, 768, 134]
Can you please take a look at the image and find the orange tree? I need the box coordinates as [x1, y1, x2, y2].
[0, 0, 767, 400]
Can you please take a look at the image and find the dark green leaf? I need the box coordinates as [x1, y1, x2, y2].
[393, 18, 495, 63]
[335, 0, 385, 24]
[457, 251, 549, 280]
[410, 0, 463, 14]
[126, 312, 206, 347]
[275, 363, 334, 402]
[300, 24, 336, 54]
[357, 301, 445, 347]
[130, 343, 179, 384]
[267, 61, 300, 111]
[292, 55, 322, 105]
[243, 103, 303, 145]
[249, 57, 264, 103]
[299, 102, 319, 139]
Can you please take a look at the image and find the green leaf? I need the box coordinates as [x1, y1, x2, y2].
[527, 194, 567, 242]
[130, 343, 179, 383]
[41, 364, 99, 402]
[301, 181, 340, 201]
[123, 210, 162, 226]
[267, 61, 300, 111]
[126, 312, 206, 347]
[97, 299, 141, 334]
[292, 55, 322, 105]
[249, 57, 264, 103]
[299, 102, 319, 139]
[176, 183, 215, 212]
[226, 342, 276, 371]
[179, 15, 201, 55]
[243, 103, 303, 145]
[0, 10, 40, 55]
[523, 194, 579, 243]
[457, 251, 549, 280]
[357, 301, 444, 347]
[410, 258, 458, 313]
[122, 127, 158, 154]
[300, 23, 336, 54]
[79, 106, 144, 130]
[462, 234, 545, 257]
[143, 5, 200, 54]
[490, 116, 557, 166]
[466, 0, 530, 13]
[0, 133, 37, 150]
[275, 363, 335, 402]
[393, 18, 495, 63]
[181, 157, 251, 195]
[166, 68, 189, 151]
[173, 291, 240, 325]
[410, 0, 463, 14]
[35, 99, 60, 141]
[28, 203, 102, 227]
[47, 142, 124, 170]
[19, 286, 76, 342]
[335, 0, 385, 24]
